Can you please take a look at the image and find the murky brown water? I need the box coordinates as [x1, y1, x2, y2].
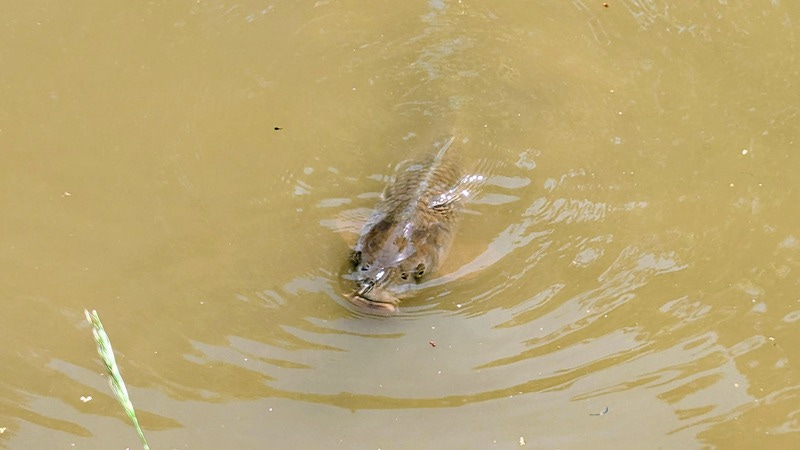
[3, 1, 799, 448]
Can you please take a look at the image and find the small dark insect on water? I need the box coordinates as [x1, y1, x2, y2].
[345, 136, 484, 314]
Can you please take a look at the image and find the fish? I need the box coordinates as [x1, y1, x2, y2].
[347, 136, 484, 314]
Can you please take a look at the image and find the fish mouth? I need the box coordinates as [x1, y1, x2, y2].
[346, 292, 399, 315]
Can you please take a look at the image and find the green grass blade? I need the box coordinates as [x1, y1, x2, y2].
[84, 309, 150, 450]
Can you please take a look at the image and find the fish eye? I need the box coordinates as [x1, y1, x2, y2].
[400, 272, 409, 280]
[360, 264, 369, 271]
[414, 263, 426, 278]
[351, 251, 362, 265]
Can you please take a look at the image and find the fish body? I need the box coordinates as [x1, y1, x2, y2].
[348, 137, 480, 313]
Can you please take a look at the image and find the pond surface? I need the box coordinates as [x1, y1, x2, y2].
[2, 1, 799, 448]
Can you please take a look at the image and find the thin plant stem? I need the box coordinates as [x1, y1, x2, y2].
[84, 309, 150, 450]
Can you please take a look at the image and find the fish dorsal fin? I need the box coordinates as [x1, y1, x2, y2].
[435, 136, 456, 160]
[429, 173, 486, 211]
[426, 135, 486, 212]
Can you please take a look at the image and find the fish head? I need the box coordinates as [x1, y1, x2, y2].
[346, 248, 433, 314]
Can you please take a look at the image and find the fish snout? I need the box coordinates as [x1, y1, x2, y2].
[348, 279, 400, 314]
[357, 278, 375, 297]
